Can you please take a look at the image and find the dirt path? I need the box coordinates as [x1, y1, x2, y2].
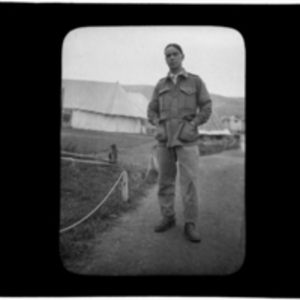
[80, 148, 245, 275]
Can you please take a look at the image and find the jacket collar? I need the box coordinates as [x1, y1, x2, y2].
[167, 68, 188, 79]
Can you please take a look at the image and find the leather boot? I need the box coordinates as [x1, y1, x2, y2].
[184, 222, 201, 243]
[154, 217, 176, 232]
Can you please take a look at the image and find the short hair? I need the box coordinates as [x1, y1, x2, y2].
[164, 43, 184, 55]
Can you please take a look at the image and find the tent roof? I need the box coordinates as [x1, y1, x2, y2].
[126, 92, 148, 117]
[198, 109, 229, 133]
[198, 129, 231, 135]
[62, 79, 148, 119]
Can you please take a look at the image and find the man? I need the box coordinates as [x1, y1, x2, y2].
[108, 144, 118, 164]
[147, 43, 212, 243]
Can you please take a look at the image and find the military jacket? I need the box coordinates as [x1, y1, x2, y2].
[147, 69, 212, 147]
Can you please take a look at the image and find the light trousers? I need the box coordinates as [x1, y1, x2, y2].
[157, 145, 200, 224]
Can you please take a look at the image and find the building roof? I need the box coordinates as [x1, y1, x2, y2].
[62, 79, 148, 119]
[198, 129, 231, 135]
[198, 110, 231, 135]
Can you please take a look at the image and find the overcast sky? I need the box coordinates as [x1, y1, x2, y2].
[62, 26, 245, 98]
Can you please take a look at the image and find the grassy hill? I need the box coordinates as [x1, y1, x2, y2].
[62, 79, 244, 119]
[123, 84, 244, 119]
[210, 94, 245, 118]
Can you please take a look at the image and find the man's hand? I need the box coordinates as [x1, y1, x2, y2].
[154, 119, 160, 127]
[190, 121, 196, 128]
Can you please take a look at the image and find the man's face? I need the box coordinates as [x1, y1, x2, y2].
[165, 46, 184, 71]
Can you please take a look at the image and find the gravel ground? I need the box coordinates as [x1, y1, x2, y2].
[79, 148, 245, 276]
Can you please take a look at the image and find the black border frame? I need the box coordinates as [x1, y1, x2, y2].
[1, 2, 299, 297]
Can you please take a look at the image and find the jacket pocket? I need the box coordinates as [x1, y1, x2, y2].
[179, 86, 197, 110]
[180, 86, 196, 95]
[154, 123, 167, 142]
[158, 87, 171, 110]
[179, 121, 198, 142]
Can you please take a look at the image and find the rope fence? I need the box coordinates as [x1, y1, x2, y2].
[60, 154, 156, 234]
[61, 150, 96, 159]
[61, 150, 110, 163]
[61, 148, 126, 158]
[61, 156, 112, 166]
[60, 170, 127, 233]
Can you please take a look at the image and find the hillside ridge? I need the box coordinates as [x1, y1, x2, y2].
[122, 84, 245, 118]
[62, 79, 244, 118]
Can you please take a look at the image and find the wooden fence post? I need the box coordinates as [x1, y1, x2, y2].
[150, 154, 159, 173]
[121, 171, 129, 202]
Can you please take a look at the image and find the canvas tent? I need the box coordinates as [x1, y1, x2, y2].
[198, 110, 231, 136]
[62, 79, 149, 134]
[221, 115, 245, 133]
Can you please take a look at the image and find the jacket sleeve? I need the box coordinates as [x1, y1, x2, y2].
[193, 77, 212, 126]
[147, 83, 160, 126]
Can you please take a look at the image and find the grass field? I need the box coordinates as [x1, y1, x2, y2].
[60, 128, 158, 272]
[61, 127, 154, 155]
[60, 161, 122, 229]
